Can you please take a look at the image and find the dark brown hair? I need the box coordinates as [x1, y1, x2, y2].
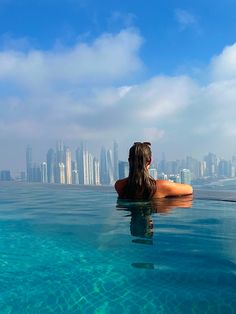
[123, 142, 157, 200]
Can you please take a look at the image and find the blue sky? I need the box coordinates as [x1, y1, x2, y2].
[1, 0, 236, 168]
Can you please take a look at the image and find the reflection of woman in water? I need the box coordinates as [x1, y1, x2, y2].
[117, 196, 193, 241]
[117, 196, 193, 269]
[115, 142, 193, 199]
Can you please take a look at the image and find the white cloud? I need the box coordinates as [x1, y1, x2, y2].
[1, 29, 236, 161]
[0, 29, 143, 91]
[210, 43, 236, 81]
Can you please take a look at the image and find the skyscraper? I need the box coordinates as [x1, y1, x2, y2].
[100, 147, 108, 185]
[204, 153, 218, 177]
[180, 169, 191, 184]
[158, 152, 166, 173]
[71, 160, 79, 184]
[107, 149, 114, 185]
[149, 168, 158, 179]
[65, 148, 72, 184]
[0, 170, 11, 181]
[41, 162, 48, 183]
[58, 162, 65, 184]
[56, 140, 65, 164]
[26, 145, 33, 182]
[82, 149, 89, 185]
[218, 159, 230, 177]
[88, 152, 94, 184]
[76, 143, 85, 184]
[31, 163, 41, 182]
[72, 170, 79, 184]
[93, 158, 100, 185]
[47, 148, 56, 183]
[118, 161, 129, 179]
[113, 141, 119, 181]
[55, 141, 66, 184]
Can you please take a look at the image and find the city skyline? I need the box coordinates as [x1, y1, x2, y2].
[1, 1, 236, 166]
[1, 140, 236, 185]
[2, 138, 236, 171]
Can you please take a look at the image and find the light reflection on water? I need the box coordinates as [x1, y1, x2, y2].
[0, 182, 236, 313]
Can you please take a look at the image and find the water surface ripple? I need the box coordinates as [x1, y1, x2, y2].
[0, 183, 236, 313]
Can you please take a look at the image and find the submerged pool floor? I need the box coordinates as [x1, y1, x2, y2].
[0, 183, 236, 314]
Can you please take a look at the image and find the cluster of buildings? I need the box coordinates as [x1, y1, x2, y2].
[25, 141, 120, 185]
[1, 145, 236, 186]
[154, 152, 236, 184]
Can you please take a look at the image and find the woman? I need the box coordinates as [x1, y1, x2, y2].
[115, 142, 193, 199]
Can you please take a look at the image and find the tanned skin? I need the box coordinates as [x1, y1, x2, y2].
[115, 178, 193, 199]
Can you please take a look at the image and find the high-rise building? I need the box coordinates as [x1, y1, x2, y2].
[93, 158, 100, 185]
[158, 152, 166, 173]
[113, 141, 119, 181]
[229, 162, 235, 178]
[31, 163, 41, 182]
[204, 153, 218, 177]
[26, 145, 33, 182]
[158, 173, 168, 180]
[83, 150, 90, 185]
[180, 169, 191, 184]
[218, 159, 233, 177]
[198, 161, 206, 178]
[58, 162, 65, 184]
[47, 148, 56, 183]
[118, 161, 129, 179]
[186, 156, 200, 179]
[72, 170, 79, 184]
[65, 148, 72, 184]
[169, 174, 181, 183]
[20, 171, 26, 182]
[41, 162, 48, 183]
[107, 149, 114, 185]
[149, 168, 158, 180]
[56, 140, 65, 164]
[71, 160, 77, 172]
[55, 141, 66, 184]
[76, 143, 85, 184]
[100, 147, 109, 184]
[0, 170, 11, 181]
[88, 152, 94, 184]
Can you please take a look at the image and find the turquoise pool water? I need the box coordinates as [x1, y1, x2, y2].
[0, 182, 236, 314]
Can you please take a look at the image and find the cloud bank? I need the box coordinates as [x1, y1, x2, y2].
[1, 28, 236, 160]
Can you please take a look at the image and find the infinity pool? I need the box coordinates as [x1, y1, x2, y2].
[0, 183, 235, 313]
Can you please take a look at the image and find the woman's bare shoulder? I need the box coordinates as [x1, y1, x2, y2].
[114, 178, 128, 191]
[154, 180, 193, 198]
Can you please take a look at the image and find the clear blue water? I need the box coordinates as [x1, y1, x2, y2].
[0, 182, 236, 314]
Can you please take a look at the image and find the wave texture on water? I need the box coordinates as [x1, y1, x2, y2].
[0, 182, 236, 313]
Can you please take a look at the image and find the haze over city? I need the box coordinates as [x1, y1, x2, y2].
[1, 0, 236, 169]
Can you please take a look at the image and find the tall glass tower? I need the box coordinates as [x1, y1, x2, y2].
[100, 147, 108, 185]
[93, 158, 100, 185]
[113, 141, 119, 181]
[107, 149, 114, 185]
[180, 169, 192, 184]
[58, 163, 65, 184]
[76, 143, 85, 184]
[65, 148, 72, 184]
[47, 148, 56, 183]
[56, 140, 65, 164]
[26, 145, 33, 182]
[41, 162, 48, 183]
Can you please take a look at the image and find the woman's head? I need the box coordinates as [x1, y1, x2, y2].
[128, 142, 152, 173]
[124, 142, 157, 200]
